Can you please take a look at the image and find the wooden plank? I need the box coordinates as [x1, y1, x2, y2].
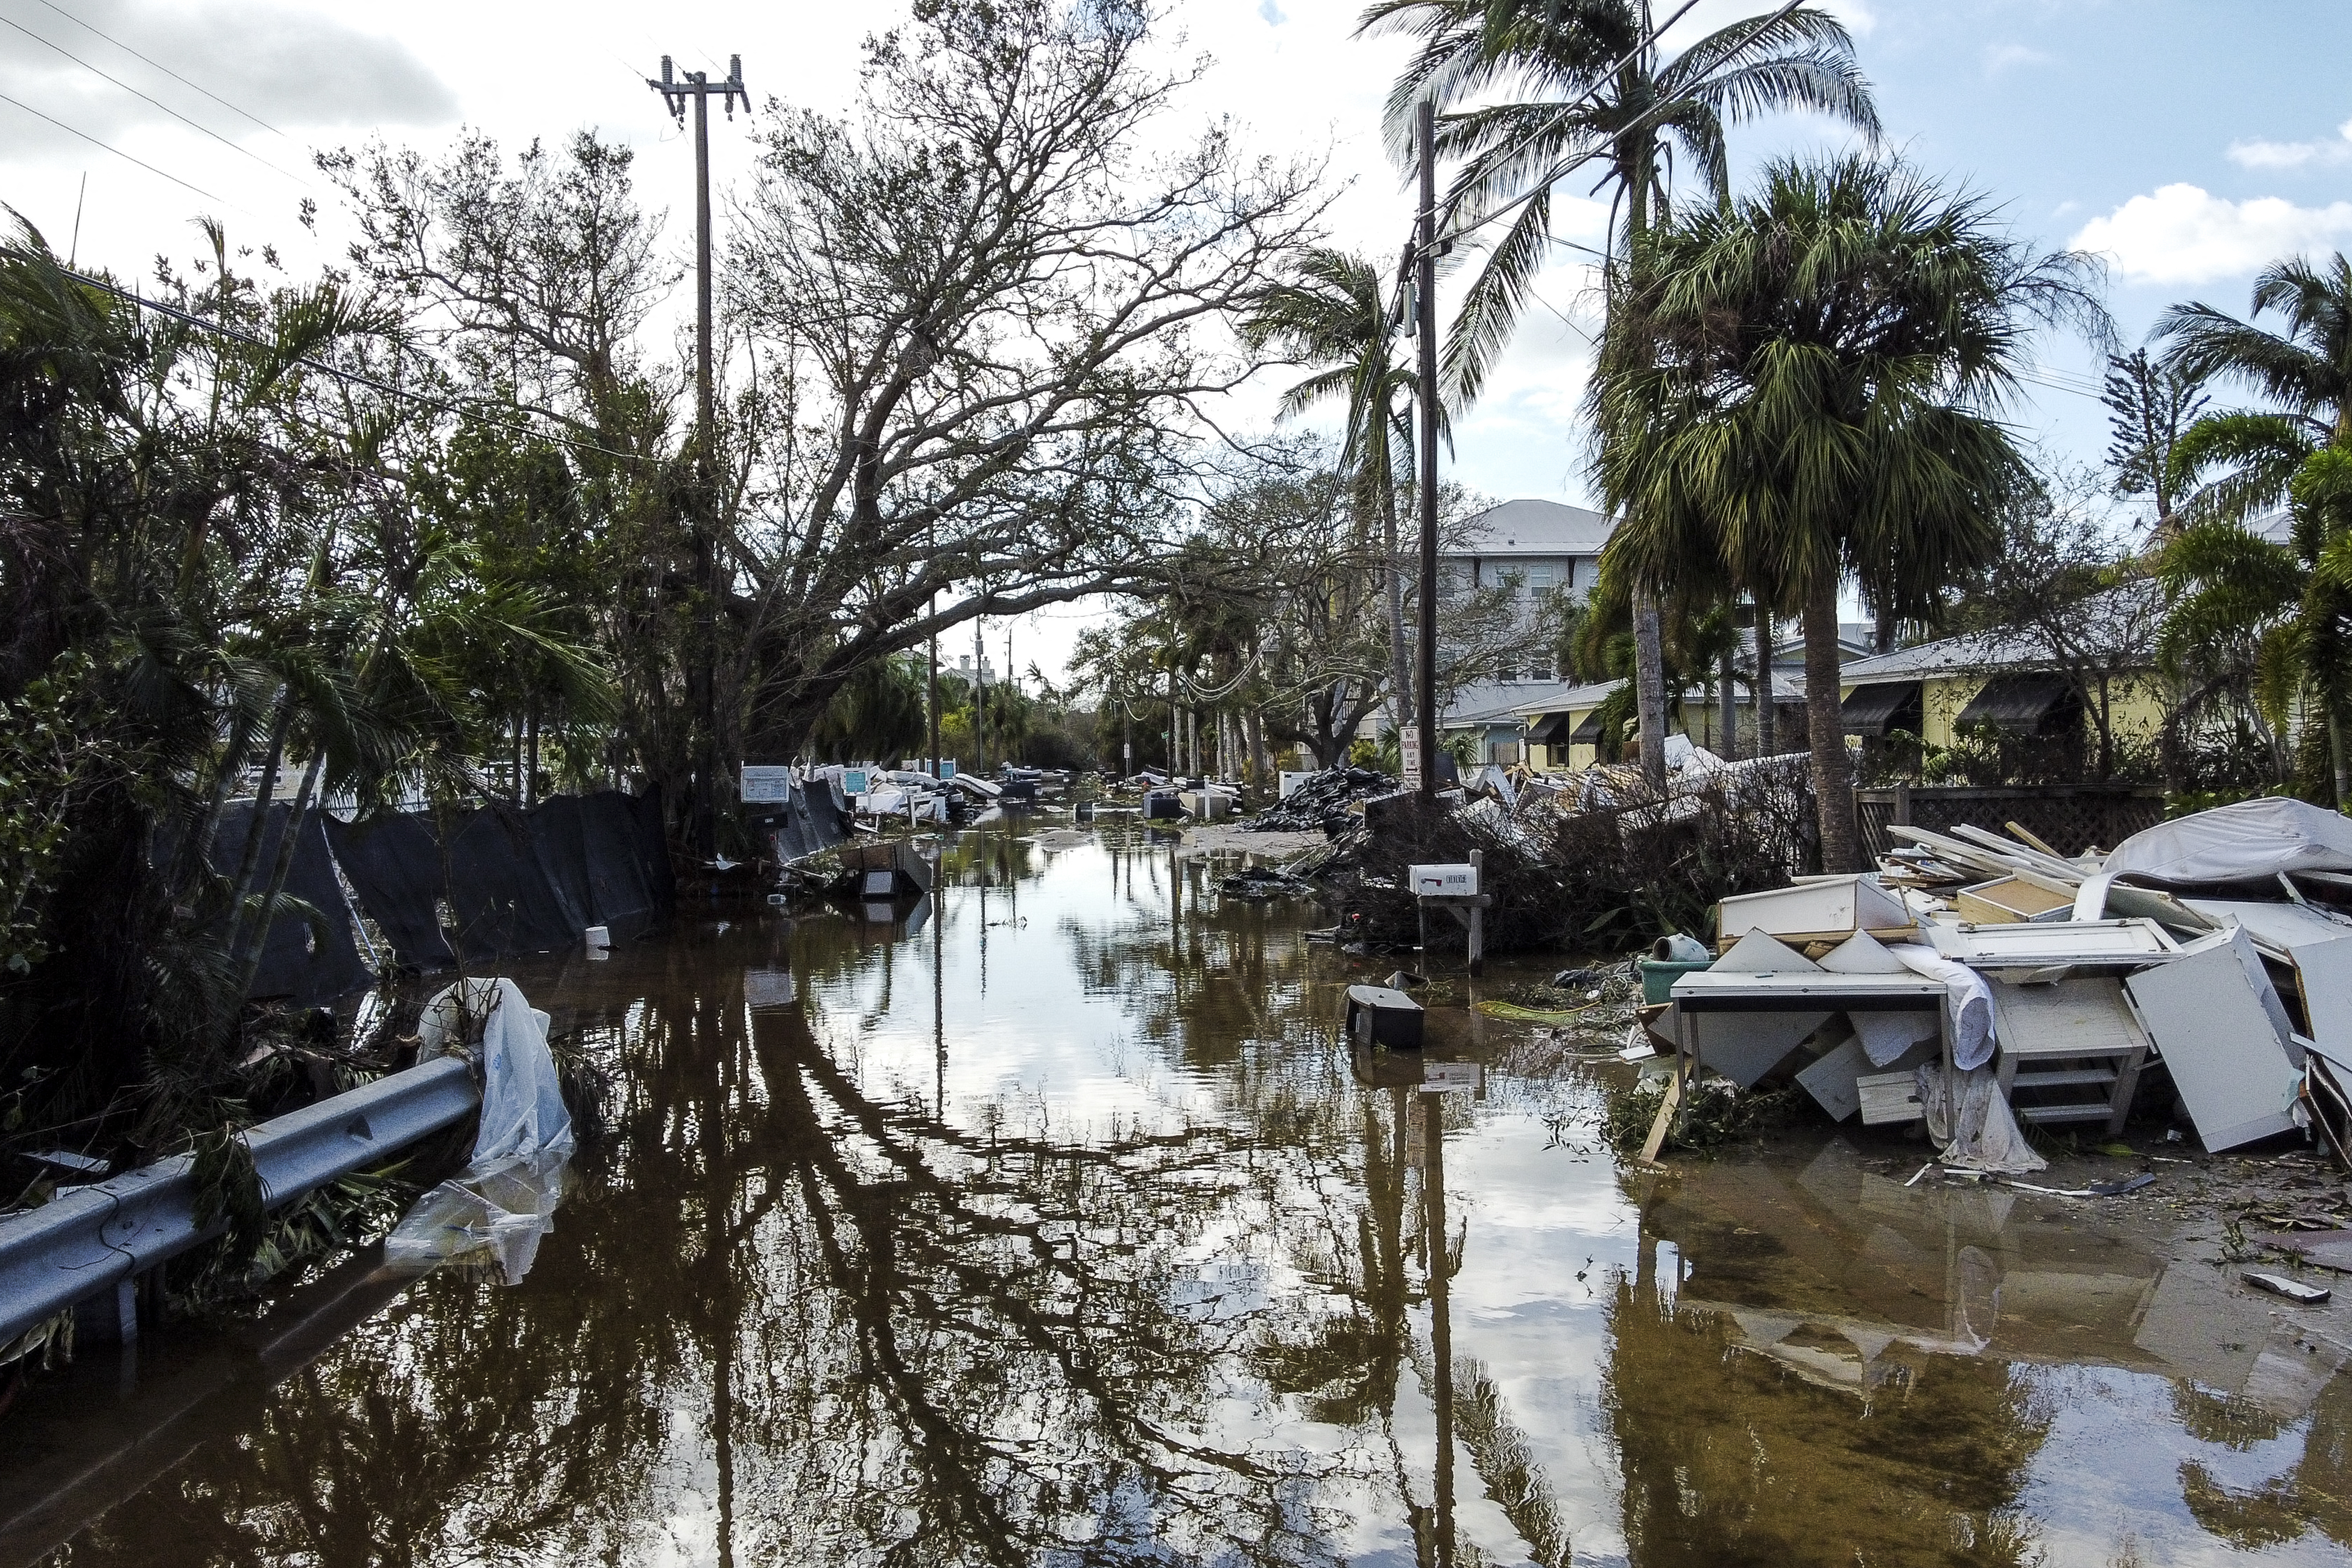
[1857, 1069, 1926, 1125]
[1637, 1073, 1682, 1164]
[1956, 876, 2076, 925]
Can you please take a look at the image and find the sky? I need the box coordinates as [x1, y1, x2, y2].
[6, 0, 2352, 683]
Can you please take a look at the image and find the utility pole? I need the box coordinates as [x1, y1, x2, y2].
[928, 525, 940, 780]
[1414, 97, 1441, 805]
[648, 52, 748, 859]
[975, 621, 988, 778]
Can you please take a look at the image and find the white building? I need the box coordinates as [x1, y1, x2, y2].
[1442, 499, 1614, 686]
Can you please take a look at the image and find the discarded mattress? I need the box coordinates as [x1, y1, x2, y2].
[2104, 796, 2352, 885]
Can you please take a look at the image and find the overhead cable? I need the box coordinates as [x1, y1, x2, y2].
[0, 89, 232, 209]
[31, 0, 294, 144]
[0, 14, 311, 188]
[57, 263, 654, 467]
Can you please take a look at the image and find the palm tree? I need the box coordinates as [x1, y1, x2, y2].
[1243, 250, 1418, 738]
[2155, 254, 2352, 795]
[1595, 154, 2102, 870]
[1361, 0, 1879, 783]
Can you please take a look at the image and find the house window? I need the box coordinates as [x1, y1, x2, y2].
[1525, 563, 1559, 592]
[1526, 659, 1552, 683]
[1496, 663, 1520, 684]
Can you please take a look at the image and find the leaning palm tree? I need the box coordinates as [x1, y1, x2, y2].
[1243, 249, 1419, 735]
[1361, 0, 1879, 784]
[1596, 154, 2103, 870]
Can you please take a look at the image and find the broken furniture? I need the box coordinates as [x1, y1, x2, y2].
[1954, 874, 2076, 925]
[1667, 969, 1952, 1120]
[836, 839, 934, 898]
[1715, 874, 1918, 952]
[1344, 984, 1425, 1049]
[1984, 977, 2149, 1134]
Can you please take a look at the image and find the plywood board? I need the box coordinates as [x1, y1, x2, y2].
[1818, 930, 1910, 974]
[1693, 1011, 1829, 1088]
[2125, 939, 2303, 1152]
[1801, 1033, 1880, 1121]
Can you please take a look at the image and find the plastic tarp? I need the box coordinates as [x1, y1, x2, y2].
[210, 801, 375, 1004]
[1916, 1063, 2046, 1174]
[385, 977, 575, 1282]
[2104, 797, 2352, 886]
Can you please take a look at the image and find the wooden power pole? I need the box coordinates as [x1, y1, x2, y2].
[648, 53, 748, 858]
[1414, 98, 1441, 805]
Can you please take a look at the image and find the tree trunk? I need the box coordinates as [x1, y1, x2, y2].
[1803, 578, 1861, 873]
[1718, 640, 1738, 760]
[1755, 615, 1778, 759]
[1250, 707, 1271, 791]
[1633, 590, 1668, 786]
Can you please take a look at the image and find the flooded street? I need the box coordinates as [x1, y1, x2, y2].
[7, 823, 2350, 1566]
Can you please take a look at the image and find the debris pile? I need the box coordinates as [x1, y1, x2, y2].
[1641, 795, 2352, 1178]
[1243, 765, 1399, 835]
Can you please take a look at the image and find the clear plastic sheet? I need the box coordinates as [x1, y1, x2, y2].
[385, 978, 575, 1283]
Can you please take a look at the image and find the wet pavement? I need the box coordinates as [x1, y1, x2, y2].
[4, 820, 2350, 1566]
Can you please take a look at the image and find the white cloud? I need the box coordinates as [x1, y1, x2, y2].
[2071, 183, 2352, 285]
[1981, 43, 2050, 77]
[2228, 117, 2352, 171]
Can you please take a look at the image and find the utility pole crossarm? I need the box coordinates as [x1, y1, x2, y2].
[647, 50, 748, 861]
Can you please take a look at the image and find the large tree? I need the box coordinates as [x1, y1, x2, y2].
[1595, 154, 2101, 870]
[1362, 0, 1879, 784]
[722, 0, 1321, 767]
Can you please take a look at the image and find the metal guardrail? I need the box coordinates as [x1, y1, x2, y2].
[0, 1055, 479, 1348]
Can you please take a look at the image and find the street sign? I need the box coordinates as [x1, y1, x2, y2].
[1400, 727, 1421, 791]
[741, 765, 793, 804]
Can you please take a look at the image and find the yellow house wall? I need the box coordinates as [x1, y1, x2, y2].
[1855, 673, 2170, 756]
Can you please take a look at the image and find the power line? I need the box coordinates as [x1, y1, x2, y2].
[0, 14, 311, 189]
[30, 0, 293, 145]
[0, 89, 232, 209]
[58, 263, 655, 467]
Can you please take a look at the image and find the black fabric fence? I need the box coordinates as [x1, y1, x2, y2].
[210, 801, 376, 1006]
[327, 787, 673, 972]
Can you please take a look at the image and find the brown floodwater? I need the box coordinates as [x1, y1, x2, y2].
[4, 820, 2349, 1566]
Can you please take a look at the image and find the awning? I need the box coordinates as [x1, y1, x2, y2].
[1956, 673, 2079, 733]
[1567, 710, 1607, 744]
[1527, 711, 1574, 744]
[1839, 680, 1921, 738]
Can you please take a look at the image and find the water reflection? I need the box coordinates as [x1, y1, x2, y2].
[5, 823, 2351, 1566]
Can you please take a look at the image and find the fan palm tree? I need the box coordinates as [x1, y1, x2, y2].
[2154, 253, 2352, 795]
[1595, 154, 2102, 869]
[1243, 249, 1419, 735]
[1361, 0, 1879, 784]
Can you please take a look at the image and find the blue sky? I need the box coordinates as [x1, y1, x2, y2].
[4, 1, 2350, 673]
